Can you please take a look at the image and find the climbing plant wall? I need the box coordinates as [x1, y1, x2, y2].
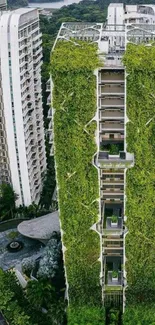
[123, 43, 155, 306]
[51, 40, 104, 322]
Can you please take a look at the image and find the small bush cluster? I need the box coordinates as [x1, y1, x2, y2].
[37, 236, 61, 279]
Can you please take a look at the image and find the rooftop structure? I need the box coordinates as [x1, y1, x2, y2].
[18, 211, 60, 242]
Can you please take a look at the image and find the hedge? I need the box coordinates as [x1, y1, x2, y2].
[51, 40, 102, 311]
[123, 43, 155, 303]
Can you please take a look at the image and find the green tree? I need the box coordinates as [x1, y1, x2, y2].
[0, 183, 17, 219]
[26, 280, 56, 310]
[0, 269, 34, 325]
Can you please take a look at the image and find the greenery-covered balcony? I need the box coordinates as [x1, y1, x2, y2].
[100, 108, 124, 120]
[100, 132, 124, 143]
[100, 143, 124, 153]
[104, 256, 123, 290]
[98, 150, 134, 169]
[107, 271, 122, 286]
[102, 203, 123, 231]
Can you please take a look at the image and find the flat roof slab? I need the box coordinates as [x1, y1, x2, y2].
[18, 211, 60, 240]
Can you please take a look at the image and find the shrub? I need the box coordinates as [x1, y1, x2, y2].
[111, 215, 118, 223]
[37, 237, 61, 279]
[22, 257, 35, 277]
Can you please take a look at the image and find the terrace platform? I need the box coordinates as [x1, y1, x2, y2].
[18, 211, 60, 242]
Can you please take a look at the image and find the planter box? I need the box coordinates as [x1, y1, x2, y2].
[111, 221, 118, 227]
[112, 276, 118, 282]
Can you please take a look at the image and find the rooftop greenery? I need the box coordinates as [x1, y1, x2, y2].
[123, 43, 155, 304]
[51, 40, 104, 319]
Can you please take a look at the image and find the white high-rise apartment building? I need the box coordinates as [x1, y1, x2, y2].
[0, 8, 46, 206]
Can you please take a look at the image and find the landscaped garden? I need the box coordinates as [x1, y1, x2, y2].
[51, 40, 105, 322]
[123, 43, 155, 321]
[0, 216, 66, 325]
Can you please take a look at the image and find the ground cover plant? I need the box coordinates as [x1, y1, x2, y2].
[123, 43, 155, 304]
[51, 40, 104, 319]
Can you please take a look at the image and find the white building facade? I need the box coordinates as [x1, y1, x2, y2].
[0, 0, 6, 11]
[0, 8, 46, 206]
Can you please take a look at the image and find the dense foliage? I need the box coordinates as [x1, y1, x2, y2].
[0, 264, 66, 325]
[123, 304, 155, 324]
[67, 306, 105, 325]
[0, 183, 17, 220]
[51, 40, 103, 316]
[7, 0, 28, 8]
[37, 236, 62, 279]
[123, 43, 155, 304]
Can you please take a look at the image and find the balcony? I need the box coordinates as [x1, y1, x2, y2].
[100, 133, 124, 144]
[49, 132, 53, 144]
[106, 271, 122, 286]
[98, 151, 134, 168]
[47, 94, 51, 106]
[101, 194, 124, 203]
[103, 256, 123, 291]
[101, 171, 124, 180]
[100, 96, 124, 107]
[102, 201, 123, 226]
[100, 70, 124, 83]
[100, 83, 124, 95]
[48, 120, 52, 131]
[47, 108, 52, 119]
[100, 121, 124, 131]
[100, 108, 124, 120]
[46, 80, 51, 92]
[105, 217, 123, 231]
